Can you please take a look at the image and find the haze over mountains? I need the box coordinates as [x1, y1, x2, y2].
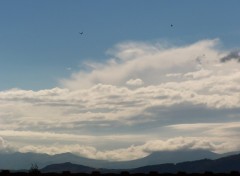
[0, 149, 236, 170]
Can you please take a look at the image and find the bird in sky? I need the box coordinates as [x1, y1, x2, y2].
[170, 24, 173, 27]
[79, 32, 83, 35]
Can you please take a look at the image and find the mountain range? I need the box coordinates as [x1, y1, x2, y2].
[0, 149, 236, 170]
[41, 153, 240, 174]
[131, 153, 240, 173]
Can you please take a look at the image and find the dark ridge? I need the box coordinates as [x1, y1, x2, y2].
[41, 162, 95, 173]
[131, 154, 240, 173]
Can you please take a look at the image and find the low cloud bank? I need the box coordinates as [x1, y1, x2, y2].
[16, 137, 227, 161]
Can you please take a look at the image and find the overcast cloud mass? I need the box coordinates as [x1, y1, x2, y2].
[1, 39, 240, 161]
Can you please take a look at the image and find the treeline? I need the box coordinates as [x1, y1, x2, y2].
[1, 171, 240, 176]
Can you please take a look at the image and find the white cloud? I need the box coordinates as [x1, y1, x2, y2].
[60, 39, 222, 89]
[126, 78, 144, 86]
[168, 122, 240, 138]
[0, 39, 240, 158]
[0, 137, 14, 153]
[14, 137, 230, 161]
[0, 137, 6, 149]
[140, 137, 225, 154]
[184, 69, 213, 79]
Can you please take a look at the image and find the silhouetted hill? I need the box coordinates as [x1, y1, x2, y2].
[41, 162, 122, 174]
[131, 153, 240, 173]
[39, 153, 240, 174]
[41, 162, 96, 173]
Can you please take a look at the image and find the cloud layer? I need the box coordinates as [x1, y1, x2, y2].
[1, 39, 240, 160]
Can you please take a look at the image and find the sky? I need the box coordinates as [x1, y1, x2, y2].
[1, 0, 240, 161]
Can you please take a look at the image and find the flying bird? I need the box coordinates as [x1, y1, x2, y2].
[79, 32, 83, 35]
[170, 24, 173, 27]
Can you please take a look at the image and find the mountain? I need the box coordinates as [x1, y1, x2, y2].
[131, 153, 240, 173]
[41, 162, 122, 174]
[41, 153, 240, 174]
[41, 162, 96, 173]
[0, 150, 233, 170]
[0, 152, 108, 170]
[105, 149, 221, 169]
[0, 152, 50, 170]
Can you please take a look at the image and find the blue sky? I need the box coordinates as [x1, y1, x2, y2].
[1, 0, 240, 90]
[1, 1, 240, 161]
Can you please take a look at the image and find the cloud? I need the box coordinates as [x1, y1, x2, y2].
[184, 69, 212, 79]
[60, 39, 221, 89]
[126, 78, 144, 86]
[220, 50, 240, 62]
[0, 137, 14, 153]
[168, 122, 240, 137]
[166, 122, 240, 153]
[1, 39, 240, 158]
[140, 137, 225, 153]
[15, 137, 228, 161]
[0, 137, 6, 149]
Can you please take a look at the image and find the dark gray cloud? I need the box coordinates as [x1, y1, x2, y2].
[220, 50, 240, 62]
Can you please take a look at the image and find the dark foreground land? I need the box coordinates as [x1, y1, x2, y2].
[1, 171, 240, 176]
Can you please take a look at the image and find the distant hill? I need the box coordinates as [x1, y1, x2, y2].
[40, 153, 240, 174]
[131, 153, 240, 173]
[0, 149, 235, 170]
[41, 162, 122, 174]
[41, 162, 96, 173]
